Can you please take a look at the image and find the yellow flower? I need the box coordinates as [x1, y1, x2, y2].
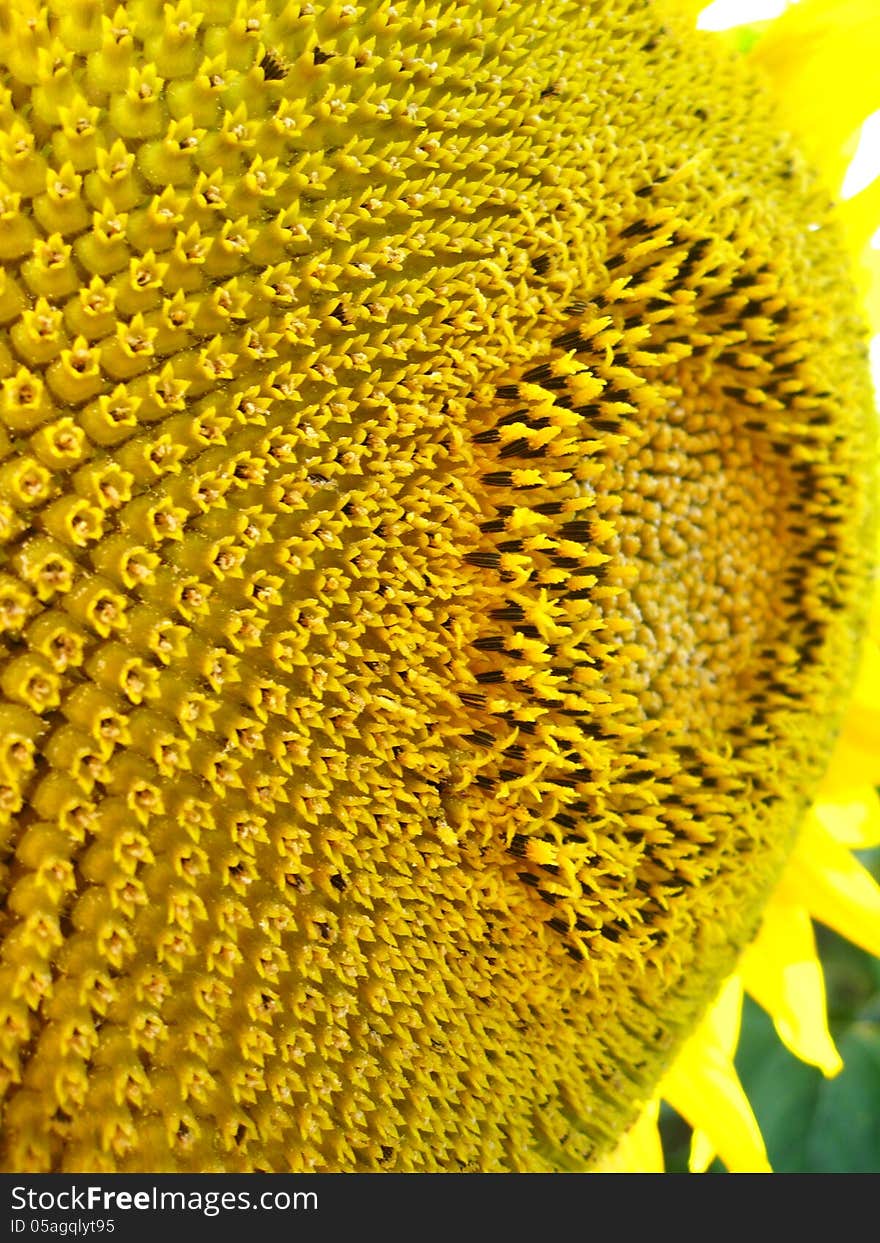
[0, 0, 878, 1173]
[599, 0, 880, 1173]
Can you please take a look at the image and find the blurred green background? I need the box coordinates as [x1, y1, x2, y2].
[660, 846, 880, 1172]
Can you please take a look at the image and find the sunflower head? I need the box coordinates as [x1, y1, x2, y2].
[0, 0, 877, 1174]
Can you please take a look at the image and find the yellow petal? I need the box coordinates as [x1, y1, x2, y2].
[739, 896, 842, 1076]
[700, 972, 744, 1060]
[840, 172, 880, 260]
[689, 1126, 717, 1175]
[823, 734, 880, 791]
[785, 817, 880, 958]
[591, 1099, 664, 1173]
[809, 786, 880, 850]
[664, 1055, 770, 1173]
[660, 977, 771, 1173]
[750, 0, 880, 193]
[677, 975, 743, 1172]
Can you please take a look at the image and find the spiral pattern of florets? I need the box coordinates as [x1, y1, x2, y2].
[0, 0, 875, 1172]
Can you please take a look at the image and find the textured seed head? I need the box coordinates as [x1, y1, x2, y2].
[0, 0, 876, 1174]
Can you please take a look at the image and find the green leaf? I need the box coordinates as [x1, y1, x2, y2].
[806, 1021, 880, 1173]
[817, 922, 880, 1025]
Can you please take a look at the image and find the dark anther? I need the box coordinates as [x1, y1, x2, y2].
[260, 50, 288, 80]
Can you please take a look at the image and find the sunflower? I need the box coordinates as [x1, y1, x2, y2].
[597, 0, 880, 1173]
[0, 0, 878, 1174]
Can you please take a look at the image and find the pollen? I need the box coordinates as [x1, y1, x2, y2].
[0, 0, 876, 1174]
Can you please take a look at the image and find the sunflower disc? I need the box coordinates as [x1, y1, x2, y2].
[0, 0, 876, 1173]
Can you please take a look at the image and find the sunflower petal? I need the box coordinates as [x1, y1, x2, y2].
[822, 638, 880, 785]
[739, 896, 842, 1076]
[663, 1053, 770, 1173]
[840, 173, 880, 257]
[785, 818, 880, 958]
[810, 787, 880, 850]
[750, 0, 880, 192]
[688, 1126, 717, 1175]
[700, 972, 744, 1059]
[661, 977, 771, 1173]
